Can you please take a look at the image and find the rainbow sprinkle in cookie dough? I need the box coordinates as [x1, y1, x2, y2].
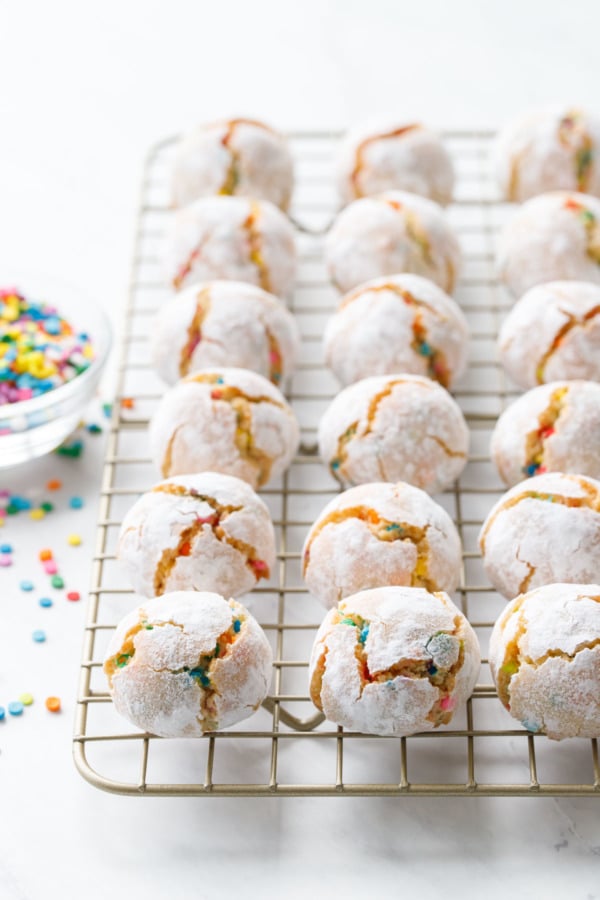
[0, 288, 94, 405]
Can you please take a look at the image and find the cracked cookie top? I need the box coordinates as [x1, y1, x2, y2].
[489, 582, 600, 740]
[498, 280, 600, 389]
[335, 118, 454, 206]
[491, 380, 600, 486]
[318, 373, 469, 493]
[149, 366, 300, 488]
[151, 280, 299, 387]
[497, 192, 600, 297]
[302, 481, 462, 608]
[104, 591, 273, 737]
[170, 118, 294, 211]
[164, 194, 297, 298]
[324, 190, 461, 296]
[324, 273, 468, 388]
[494, 106, 600, 203]
[118, 472, 276, 600]
[308, 585, 480, 736]
[479, 472, 600, 599]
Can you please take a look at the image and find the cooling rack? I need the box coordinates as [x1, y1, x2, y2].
[73, 130, 600, 797]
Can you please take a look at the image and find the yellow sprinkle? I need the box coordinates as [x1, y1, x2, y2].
[29, 508, 45, 520]
[19, 693, 34, 706]
[67, 533, 82, 546]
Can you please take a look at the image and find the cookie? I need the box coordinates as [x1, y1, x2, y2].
[164, 195, 296, 297]
[118, 473, 276, 598]
[318, 374, 469, 493]
[309, 586, 480, 736]
[479, 472, 600, 598]
[324, 190, 461, 295]
[149, 367, 300, 488]
[336, 119, 454, 205]
[302, 481, 462, 608]
[497, 192, 600, 296]
[494, 106, 600, 202]
[151, 280, 299, 387]
[498, 280, 600, 388]
[491, 381, 600, 486]
[104, 591, 272, 736]
[171, 117, 293, 210]
[489, 583, 600, 739]
[324, 273, 468, 388]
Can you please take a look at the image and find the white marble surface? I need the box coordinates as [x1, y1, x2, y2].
[1, 1, 600, 897]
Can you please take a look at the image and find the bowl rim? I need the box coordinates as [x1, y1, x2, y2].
[0, 281, 113, 422]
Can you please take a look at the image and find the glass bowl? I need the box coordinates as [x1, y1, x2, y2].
[0, 273, 112, 467]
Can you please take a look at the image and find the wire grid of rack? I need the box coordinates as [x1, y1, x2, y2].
[73, 130, 600, 797]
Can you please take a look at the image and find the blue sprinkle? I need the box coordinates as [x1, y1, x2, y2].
[39, 597, 53, 608]
[69, 496, 84, 509]
[0, 706, 5, 721]
[216, 377, 224, 384]
[331, 460, 340, 470]
[428, 665, 438, 676]
[12, 497, 32, 511]
[523, 464, 538, 477]
[8, 701, 24, 716]
[0, 543, 12, 553]
[358, 625, 370, 644]
[44, 317, 61, 335]
[385, 523, 401, 532]
[20, 580, 34, 592]
[189, 667, 211, 687]
[32, 629, 46, 642]
[233, 619, 241, 633]
[418, 342, 433, 357]
[522, 719, 541, 733]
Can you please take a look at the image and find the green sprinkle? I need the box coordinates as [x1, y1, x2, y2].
[40, 502, 54, 512]
[340, 617, 357, 626]
[214, 643, 220, 656]
[51, 575, 64, 589]
[115, 653, 131, 668]
[502, 660, 519, 675]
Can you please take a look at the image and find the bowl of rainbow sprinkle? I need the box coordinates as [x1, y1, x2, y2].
[0, 276, 111, 466]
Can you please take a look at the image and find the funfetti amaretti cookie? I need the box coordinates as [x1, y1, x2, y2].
[309, 586, 480, 736]
[479, 472, 600, 599]
[324, 273, 468, 388]
[164, 195, 296, 297]
[151, 280, 299, 387]
[494, 106, 600, 202]
[318, 374, 469, 493]
[498, 281, 600, 389]
[302, 482, 462, 609]
[171, 118, 294, 210]
[489, 583, 600, 740]
[118, 473, 276, 599]
[497, 192, 600, 297]
[104, 592, 273, 736]
[491, 381, 600, 486]
[324, 190, 461, 295]
[336, 119, 454, 206]
[149, 367, 300, 488]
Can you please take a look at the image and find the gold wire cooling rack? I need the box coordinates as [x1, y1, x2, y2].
[73, 130, 600, 797]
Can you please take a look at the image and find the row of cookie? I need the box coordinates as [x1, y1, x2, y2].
[170, 107, 600, 212]
[104, 556, 600, 742]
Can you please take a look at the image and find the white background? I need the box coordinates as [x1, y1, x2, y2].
[1, 1, 600, 897]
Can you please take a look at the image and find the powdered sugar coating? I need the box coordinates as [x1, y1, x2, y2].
[104, 591, 273, 737]
[318, 374, 469, 493]
[494, 106, 600, 202]
[149, 367, 300, 488]
[118, 473, 276, 599]
[324, 273, 468, 388]
[308, 586, 480, 736]
[164, 195, 297, 298]
[479, 472, 600, 599]
[492, 381, 600, 486]
[489, 583, 600, 739]
[336, 119, 454, 206]
[497, 192, 600, 297]
[151, 281, 300, 387]
[302, 481, 462, 609]
[171, 118, 294, 210]
[324, 191, 461, 295]
[498, 281, 600, 389]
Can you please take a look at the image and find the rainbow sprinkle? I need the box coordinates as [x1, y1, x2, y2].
[0, 289, 94, 405]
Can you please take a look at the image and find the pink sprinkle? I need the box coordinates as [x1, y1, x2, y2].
[196, 515, 217, 525]
[0, 555, 12, 567]
[250, 559, 269, 574]
[43, 560, 58, 575]
[440, 695, 455, 712]
[18, 388, 33, 401]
